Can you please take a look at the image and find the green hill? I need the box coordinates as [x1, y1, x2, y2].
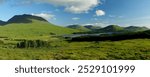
[125, 26, 149, 32]
[88, 25, 149, 33]
[67, 25, 90, 32]
[7, 14, 47, 24]
[84, 25, 101, 30]
[98, 25, 124, 32]
[0, 14, 78, 39]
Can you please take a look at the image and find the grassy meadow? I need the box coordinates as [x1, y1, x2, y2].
[0, 19, 150, 60]
[0, 20, 78, 39]
[0, 37, 149, 60]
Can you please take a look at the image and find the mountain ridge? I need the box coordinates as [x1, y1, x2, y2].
[67, 25, 90, 31]
[0, 14, 79, 38]
[124, 26, 149, 31]
[1, 14, 149, 34]
[0, 20, 6, 25]
[98, 25, 124, 32]
[0, 14, 49, 26]
[7, 14, 48, 24]
[67, 24, 149, 33]
[96, 25, 149, 33]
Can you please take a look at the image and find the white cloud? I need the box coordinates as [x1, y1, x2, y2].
[72, 17, 80, 20]
[96, 10, 105, 16]
[42, 0, 99, 13]
[1, 0, 104, 14]
[22, 0, 100, 14]
[31, 13, 55, 20]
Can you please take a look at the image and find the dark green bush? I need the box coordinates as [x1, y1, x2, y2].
[50, 32, 56, 35]
[0, 40, 4, 44]
[16, 40, 49, 48]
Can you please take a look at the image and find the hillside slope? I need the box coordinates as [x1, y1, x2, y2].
[0, 14, 78, 39]
[125, 26, 149, 32]
[98, 25, 124, 32]
[84, 25, 101, 30]
[67, 25, 90, 32]
[91, 25, 149, 33]
[7, 14, 48, 23]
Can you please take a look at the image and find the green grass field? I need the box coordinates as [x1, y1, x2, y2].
[0, 18, 149, 60]
[0, 38, 149, 60]
[0, 20, 78, 39]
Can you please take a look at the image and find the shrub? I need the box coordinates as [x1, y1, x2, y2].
[50, 32, 56, 35]
[16, 40, 49, 48]
[0, 40, 4, 44]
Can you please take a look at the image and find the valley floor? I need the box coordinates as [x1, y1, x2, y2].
[0, 39, 149, 60]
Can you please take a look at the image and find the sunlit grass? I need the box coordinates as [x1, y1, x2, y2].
[0, 39, 149, 60]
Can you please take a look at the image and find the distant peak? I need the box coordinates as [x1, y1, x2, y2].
[0, 20, 6, 25]
[0, 20, 5, 22]
[7, 14, 48, 24]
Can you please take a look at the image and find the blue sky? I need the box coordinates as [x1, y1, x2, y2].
[0, 0, 150, 28]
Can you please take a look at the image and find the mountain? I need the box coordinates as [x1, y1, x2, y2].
[7, 14, 48, 24]
[84, 25, 101, 30]
[67, 25, 90, 31]
[98, 25, 124, 32]
[0, 20, 6, 25]
[67, 24, 102, 32]
[89, 25, 149, 33]
[0, 14, 79, 38]
[125, 26, 149, 32]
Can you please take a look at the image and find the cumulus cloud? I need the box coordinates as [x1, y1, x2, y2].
[96, 10, 105, 16]
[31, 13, 55, 20]
[2, 0, 102, 14]
[72, 17, 80, 20]
[39, 0, 100, 13]
[20, 0, 100, 14]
